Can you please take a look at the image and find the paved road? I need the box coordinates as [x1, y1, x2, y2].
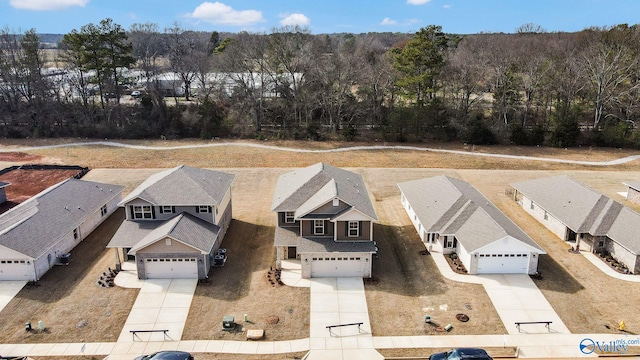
[3, 140, 640, 166]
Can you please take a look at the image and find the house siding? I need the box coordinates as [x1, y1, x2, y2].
[78, 195, 121, 241]
[309, 200, 350, 215]
[606, 240, 639, 274]
[301, 219, 334, 237]
[335, 220, 371, 241]
[518, 194, 569, 240]
[627, 187, 640, 205]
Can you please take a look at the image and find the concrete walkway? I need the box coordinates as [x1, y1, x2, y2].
[582, 250, 640, 283]
[431, 251, 570, 335]
[307, 277, 383, 360]
[0, 281, 26, 313]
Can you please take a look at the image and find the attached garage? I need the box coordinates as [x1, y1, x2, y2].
[310, 256, 364, 277]
[144, 258, 198, 279]
[476, 253, 530, 274]
[0, 260, 31, 281]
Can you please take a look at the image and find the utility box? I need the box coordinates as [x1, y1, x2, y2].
[222, 315, 235, 331]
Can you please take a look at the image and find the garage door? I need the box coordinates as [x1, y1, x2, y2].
[476, 253, 529, 274]
[310, 256, 364, 277]
[0, 260, 31, 281]
[144, 258, 198, 279]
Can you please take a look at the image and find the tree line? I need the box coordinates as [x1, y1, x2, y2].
[2, 20, 640, 147]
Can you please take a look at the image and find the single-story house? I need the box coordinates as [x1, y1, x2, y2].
[272, 163, 378, 278]
[399, 176, 545, 275]
[0, 179, 124, 281]
[107, 165, 235, 280]
[624, 181, 640, 205]
[511, 175, 640, 274]
[0, 181, 9, 204]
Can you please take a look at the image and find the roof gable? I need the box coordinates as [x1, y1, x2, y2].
[129, 213, 220, 254]
[272, 163, 377, 220]
[120, 165, 234, 206]
[399, 176, 544, 253]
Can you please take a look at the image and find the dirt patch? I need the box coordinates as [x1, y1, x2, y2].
[0, 168, 83, 213]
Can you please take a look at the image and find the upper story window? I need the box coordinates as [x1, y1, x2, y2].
[133, 205, 153, 219]
[100, 204, 108, 216]
[314, 220, 325, 235]
[73, 228, 79, 240]
[348, 221, 359, 237]
[333, 198, 339, 206]
[284, 211, 295, 223]
[196, 205, 212, 213]
[160, 206, 175, 214]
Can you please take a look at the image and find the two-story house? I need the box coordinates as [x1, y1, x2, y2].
[107, 165, 235, 280]
[272, 163, 378, 278]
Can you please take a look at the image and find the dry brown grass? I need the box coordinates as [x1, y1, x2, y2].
[0, 138, 639, 170]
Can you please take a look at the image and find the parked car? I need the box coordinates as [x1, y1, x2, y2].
[131, 90, 142, 98]
[134, 351, 194, 360]
[429, 348, 493, 360]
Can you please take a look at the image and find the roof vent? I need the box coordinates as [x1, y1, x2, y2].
[64, 206, 69, 210]
[78, 206, 81, 209]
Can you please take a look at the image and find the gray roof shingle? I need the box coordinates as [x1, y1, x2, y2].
[398, 176, 544, 253]
[0, 179, 124, 258]
[120, 165, 235, 206]
[513, 175, 640, 254]
[271, 163, 377, 220]
[108, 213, 220, 254]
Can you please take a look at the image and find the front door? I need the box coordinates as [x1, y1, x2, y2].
[287, 246, 297, 259]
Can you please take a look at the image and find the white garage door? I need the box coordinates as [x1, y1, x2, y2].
[310, 256, 364, 277]
[0, 260, 31, 281]
[144, 258, 198, 279]
[477, 253, 529, 274]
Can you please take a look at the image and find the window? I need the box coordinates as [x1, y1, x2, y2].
[100, 205, 108, 216]
[314, 220, 325, 235]
[133, 205, 153, 219]
[348, 221, 359, 237]
[333, 198, 340, 206]
[445, 237, 455, 248]
[530, 201, 535, 210]
[73, 228, 79, 240]
[165, 238, 172, 246]
[160, 206, 174, 214]
[196, 205, 211, 213]
[285, 211, 295, 223]
[598, 240, 605, 248]
[544, 211, 548, 220]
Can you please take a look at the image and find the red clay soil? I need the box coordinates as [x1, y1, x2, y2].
[0, 169, 81, 213]
[0, 152, 42, 162]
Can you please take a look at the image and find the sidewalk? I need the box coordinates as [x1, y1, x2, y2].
[582, 250, 640, 282]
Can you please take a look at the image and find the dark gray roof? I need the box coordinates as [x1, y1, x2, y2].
[0, 181, 10, 189]
[120, 165, 234, 206]
[0, 179, 124, 258]
[108, 213, 220, 254]
[297, 236, 377, 253]
[274, 226, 301, 247]
[398, 176, 544, 253]
[513, 175, 640, 254]
[271, 163, 377, 220]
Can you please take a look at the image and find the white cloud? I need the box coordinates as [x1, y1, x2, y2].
[9, 0, 88, 11]
[190, 1, 265, 26]
[380, 18, 397, 26]
[407, 0, 431, 4]
[280, 13, 310, 26]
[443, 4, 452, 9]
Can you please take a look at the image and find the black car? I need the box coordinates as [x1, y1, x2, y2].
[134, 351, 194, 360]
[429, 348, 493, 360]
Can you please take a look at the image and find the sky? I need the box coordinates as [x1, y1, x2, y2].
[2, 0, 640, 35]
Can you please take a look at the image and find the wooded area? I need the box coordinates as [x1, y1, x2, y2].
[2, 20, 640, 147]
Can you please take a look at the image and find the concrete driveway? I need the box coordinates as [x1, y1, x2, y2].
[0, 281, 26, 313]
[116, 279, 198, 343]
